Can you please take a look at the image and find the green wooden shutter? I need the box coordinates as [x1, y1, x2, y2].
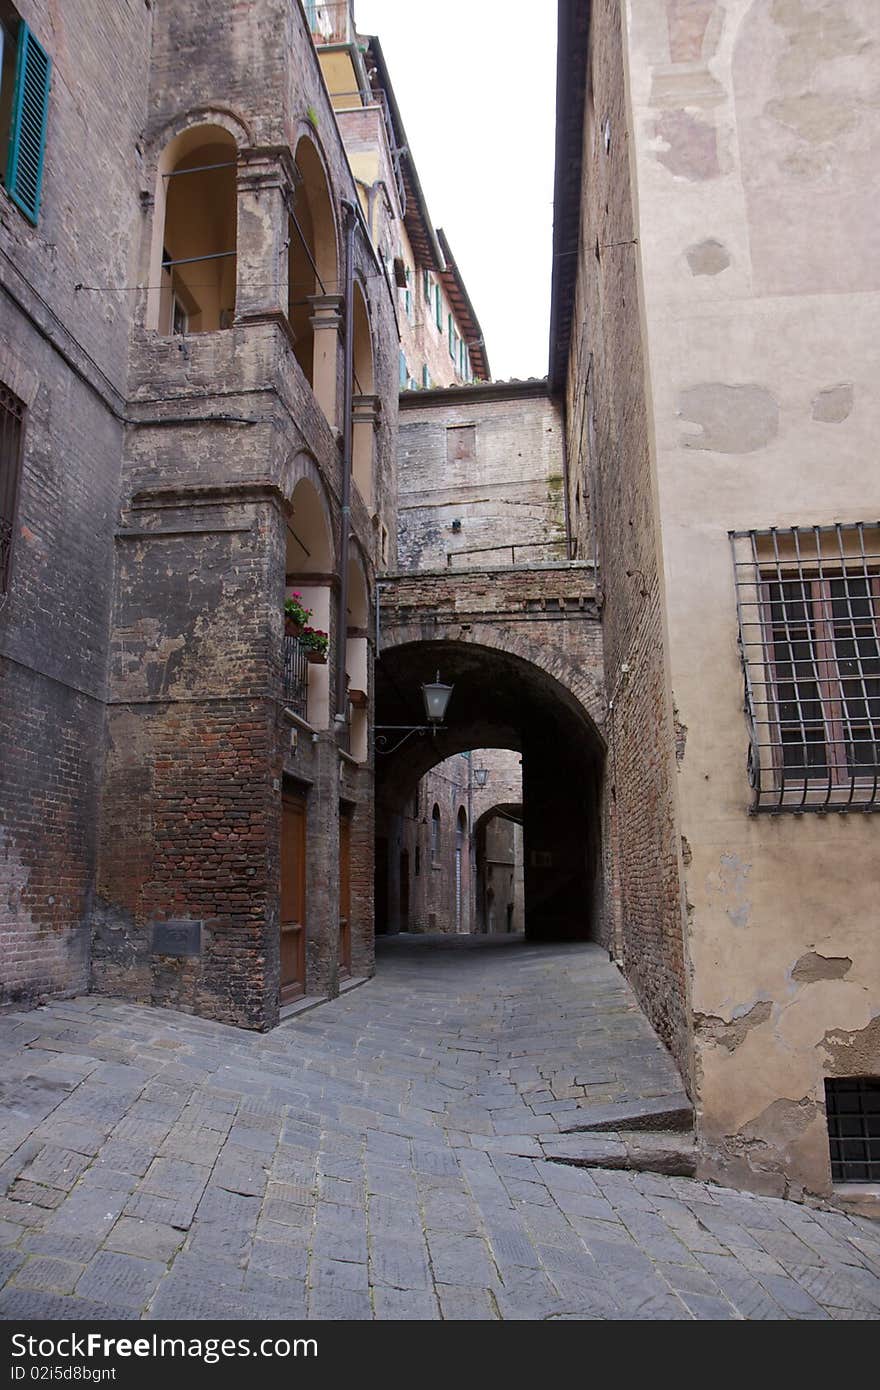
[5, 24, 51, 225]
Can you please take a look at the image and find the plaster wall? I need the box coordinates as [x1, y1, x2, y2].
[624, 0, 880, 1196]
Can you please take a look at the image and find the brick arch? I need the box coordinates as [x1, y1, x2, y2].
[379, 622, 606, 745]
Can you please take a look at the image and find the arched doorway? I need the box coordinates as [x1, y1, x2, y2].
[455, 807, 467, 933]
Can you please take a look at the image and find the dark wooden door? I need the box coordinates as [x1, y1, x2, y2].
[280, 795, 306, 1004]
[339, 808, 352, 978]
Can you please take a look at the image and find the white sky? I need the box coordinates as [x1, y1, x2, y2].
[354, 0, 558, 381]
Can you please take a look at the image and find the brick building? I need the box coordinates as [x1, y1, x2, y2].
[0, 0, 484, 1032]
[550, 0, 880, 1203]
[1, 0, 877, 1211]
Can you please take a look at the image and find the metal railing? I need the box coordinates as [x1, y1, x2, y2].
[283, 634, 310, 719]
[730, 522, 880, 813]
[445, 539, 571, 570]
[304, 1, 355, 45]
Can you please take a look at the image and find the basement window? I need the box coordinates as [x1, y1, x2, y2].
[730, 523, 880, 813]
[825, 1078, 880, 1183]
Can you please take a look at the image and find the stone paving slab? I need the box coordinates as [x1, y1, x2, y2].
[0, 935, 877, 1320]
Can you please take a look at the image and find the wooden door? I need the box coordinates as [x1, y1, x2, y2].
[338, 807, 352, 978]
[280, 795, 306, 1004]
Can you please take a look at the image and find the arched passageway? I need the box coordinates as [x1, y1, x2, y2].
[375, 640, 605, 944]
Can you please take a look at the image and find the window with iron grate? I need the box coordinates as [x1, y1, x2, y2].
[730, 524, 880, 812]
[825, 1078, 880, 1184]
[0, 381, 25, 594]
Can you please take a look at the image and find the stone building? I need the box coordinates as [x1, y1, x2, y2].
[1, 0, 877, 1212]
[379, 746, 523, 938]
[551, 0, 879, 1202]
[0, 0, 484, 1032]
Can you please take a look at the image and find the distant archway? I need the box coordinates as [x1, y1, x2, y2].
[375, 640, 605, 943]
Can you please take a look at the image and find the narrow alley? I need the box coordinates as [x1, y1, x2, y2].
[1, 942, 878, 1321]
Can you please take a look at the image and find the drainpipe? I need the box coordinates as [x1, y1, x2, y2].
[335, 200, 357, 726]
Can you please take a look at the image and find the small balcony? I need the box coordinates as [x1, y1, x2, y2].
[304, 1, 355, 45]
[283, 633, 310, 719]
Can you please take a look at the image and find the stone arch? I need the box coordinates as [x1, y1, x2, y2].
[376, 637, 605, 943]
[289, 133, 341, 399]
[379, 623, 606, 743]
[146, 119, 246, 333]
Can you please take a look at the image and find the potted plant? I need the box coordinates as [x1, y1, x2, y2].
[284, 593, 312, 637]
[300, 627, 329, 664]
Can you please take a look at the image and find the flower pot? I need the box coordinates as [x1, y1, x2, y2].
[348, 688, 367, 708]
[285, 618, 305, 637]
[305, 649, 328, 665]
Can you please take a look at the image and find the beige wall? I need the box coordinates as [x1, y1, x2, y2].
[625, 0, 880, 1197]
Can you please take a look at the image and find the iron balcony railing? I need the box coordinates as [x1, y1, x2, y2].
[283, 633, 309, 719]
[304, 1, 355, 46]
[445, 539, 571, 570]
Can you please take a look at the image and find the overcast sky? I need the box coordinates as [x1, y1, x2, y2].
[354, 0, 558, 382]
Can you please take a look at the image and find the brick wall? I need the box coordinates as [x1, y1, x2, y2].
[0, 0, 152, 1006]
[397, 382, 567, 572]
[563, 0, 691, 1080]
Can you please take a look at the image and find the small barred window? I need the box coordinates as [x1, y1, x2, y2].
[730, 523, 880, 813]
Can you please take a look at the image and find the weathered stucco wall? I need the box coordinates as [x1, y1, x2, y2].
[625, 0, 880, 1197]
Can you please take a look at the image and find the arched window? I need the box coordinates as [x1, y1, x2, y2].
[152, 125, 238, 334]
[285, 475, 334, 729]
[289, 137, 338, 410]
[352, 281, 377, 508]
[345, 554, 369, 763]
[431, 804, 441, 862]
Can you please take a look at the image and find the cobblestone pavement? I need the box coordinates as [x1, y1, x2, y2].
[1, 936, 878, 1321]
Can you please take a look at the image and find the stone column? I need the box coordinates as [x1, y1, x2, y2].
[235, 150, 291, 325]
[352, 393, 380, 511]
[307, 293, 344, 429]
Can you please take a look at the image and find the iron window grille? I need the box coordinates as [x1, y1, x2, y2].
[730, 523, 880, 813]
[283, 633, 309, 720]
[0, 382, 25, 594]
[824, 1078, 880, 1183]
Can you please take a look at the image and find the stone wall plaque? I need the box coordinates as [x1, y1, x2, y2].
[151, 920, 202, 957]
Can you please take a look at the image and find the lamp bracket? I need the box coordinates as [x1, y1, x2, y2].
[374, 724, 446, 756]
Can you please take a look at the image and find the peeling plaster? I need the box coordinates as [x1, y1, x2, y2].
[820, 1013, 880, 1073]
[685, 238, 731, 276]
[791, 951, 853, 984]
[654, 110, 720, 181]
[706, 850, 752, 928]
[695, 998, 772, 1052]
[811, 382, 854, 423]
[739, 1094, 820, 1151]
[678, 383, 779, 454]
